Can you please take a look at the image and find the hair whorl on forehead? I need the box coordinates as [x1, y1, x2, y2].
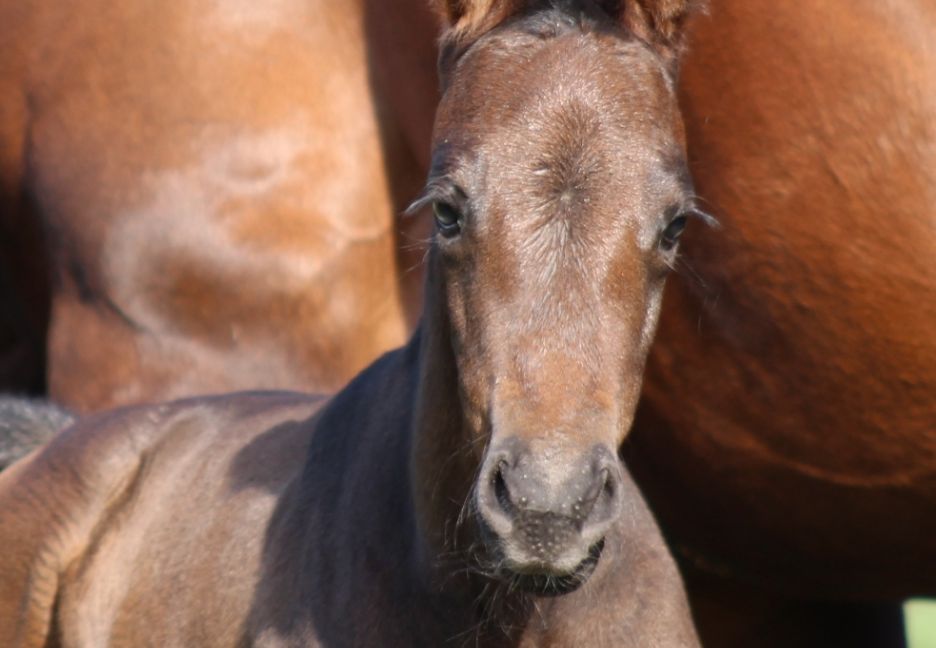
[431, 0, 703, 71]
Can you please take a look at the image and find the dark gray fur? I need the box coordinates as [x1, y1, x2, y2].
[0, 396, 75, 471]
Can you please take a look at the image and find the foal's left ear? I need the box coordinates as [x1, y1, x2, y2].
[601, 0, 703, 69]
[432, 0, 524, 39]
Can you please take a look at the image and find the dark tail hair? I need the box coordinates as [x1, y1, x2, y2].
[0, 396, 75, 471]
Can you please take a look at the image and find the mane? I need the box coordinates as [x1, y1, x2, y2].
[446, 1, 617, 45]
[434, 0, 703, 74]
[517, 2, 616, 37]
[437, 1, 625, 88]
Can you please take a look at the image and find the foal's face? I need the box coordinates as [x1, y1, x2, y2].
[422, 17, 697, 587]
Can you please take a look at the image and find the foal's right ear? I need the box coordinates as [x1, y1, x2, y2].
[431, 0, 525, 39]
[431, 0, 529, 86]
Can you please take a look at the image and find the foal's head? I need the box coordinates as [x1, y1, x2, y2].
[415, 0, 705, 591]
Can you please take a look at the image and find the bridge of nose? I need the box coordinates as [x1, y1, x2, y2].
[493, 347, 619, 417]
[491, 384, 617, 446]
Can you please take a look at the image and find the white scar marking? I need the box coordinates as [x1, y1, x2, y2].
[104, 120, 388, 333]
[206, 0, 310, 37]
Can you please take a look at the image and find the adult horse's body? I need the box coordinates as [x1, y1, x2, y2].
[0, 2, 703, 646]
[0, 0, 438, 408]
[622, 1, 936, 642]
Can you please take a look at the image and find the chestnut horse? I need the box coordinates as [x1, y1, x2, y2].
[623, 1, 936, 644]
[0, 0, 438, 408]
[0, 1, 704, 646]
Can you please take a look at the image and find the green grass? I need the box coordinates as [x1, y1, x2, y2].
[906, 599, 936, 648]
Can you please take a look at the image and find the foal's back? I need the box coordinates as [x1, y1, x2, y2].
[0, 392, 322, 646]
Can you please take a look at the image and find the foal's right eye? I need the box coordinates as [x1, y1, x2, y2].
[659, 214, 688, 252]
[433, 202, 463, 238]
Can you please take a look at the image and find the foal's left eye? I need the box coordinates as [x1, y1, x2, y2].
[433, 202, 463, 238]
[660, 215, 688, 252]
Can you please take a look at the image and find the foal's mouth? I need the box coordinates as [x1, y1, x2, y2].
[503, 538, 605, 597]
[476, 513, 607, 596]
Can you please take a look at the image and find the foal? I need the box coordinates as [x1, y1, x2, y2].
[0, 1, 704, 645]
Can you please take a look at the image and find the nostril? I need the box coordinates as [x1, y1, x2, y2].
[581, 462, 622, 532]
[493, 460, 514, 516]
[602, 468, 615, 500]
[574, 467, 607, 522]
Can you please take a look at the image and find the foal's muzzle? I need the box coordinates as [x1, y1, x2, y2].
[476, 439, 623, 578]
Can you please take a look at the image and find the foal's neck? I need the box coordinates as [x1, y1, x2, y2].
[288, 256, 549, 644]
